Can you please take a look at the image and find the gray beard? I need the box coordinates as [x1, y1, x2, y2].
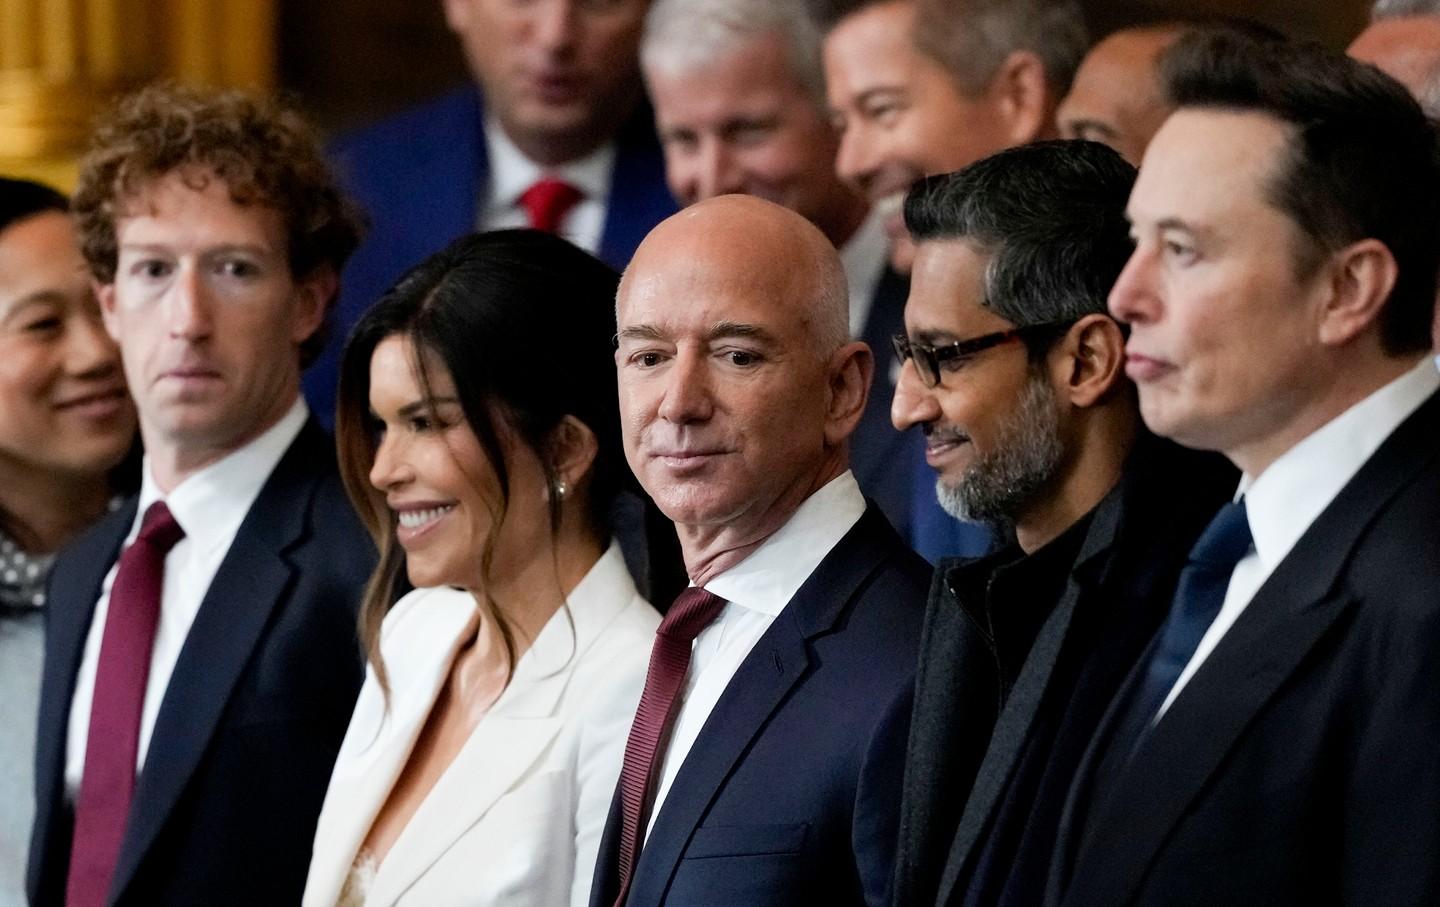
[935, 373, 1064, 529]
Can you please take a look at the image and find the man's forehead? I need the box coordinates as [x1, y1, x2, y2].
[1129, 109, 1292, 223]
[825, 2, 917, 92]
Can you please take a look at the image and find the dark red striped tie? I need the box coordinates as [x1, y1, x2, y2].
[520, 177, 583, 234]
[612, 587, 727, 907]
[66, 501, 185, 907]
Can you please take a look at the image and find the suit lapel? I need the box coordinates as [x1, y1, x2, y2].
[371, 572, 636, 903]
[628, 509, 894, 904]
[371, 713, 565, 905]
[1062, 390, 1440, 905]
[934, 500, 1122, 905]
[891, 553, 1003, 907]
[110, 424, 325, 898]
[27, 504, 133, 902]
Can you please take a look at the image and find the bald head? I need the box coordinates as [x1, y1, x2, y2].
[1349, 16, 1440, 117]
[1057, 24, 1184, 165]
[615, 194, 872, 563]
[621, 194, 850, 354]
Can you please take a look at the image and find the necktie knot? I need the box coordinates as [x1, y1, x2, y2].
[135, 500, 185, 553]
[1188, 499, 1251, 569]
[519, 177, 583, 234]
[657, 587, 727, 643]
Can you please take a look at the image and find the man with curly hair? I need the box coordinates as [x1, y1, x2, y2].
[27, 84, 376, 907]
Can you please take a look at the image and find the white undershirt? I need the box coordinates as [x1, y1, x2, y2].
[643, 471, 866, 840]
[839, 210, 888, 340]
[64, 398, 308, 797]
[1157, 357, 1440, 718]
[478, 116, 614, 255]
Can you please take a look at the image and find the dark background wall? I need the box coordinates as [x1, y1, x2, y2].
[279, 0, 1373, 136]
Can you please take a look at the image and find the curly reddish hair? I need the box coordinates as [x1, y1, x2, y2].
[72, 83, 365, 364]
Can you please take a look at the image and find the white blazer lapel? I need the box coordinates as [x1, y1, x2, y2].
[303, 589, 477, 907]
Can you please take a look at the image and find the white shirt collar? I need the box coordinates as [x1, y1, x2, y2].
[134, 397, 309, 556]
[483, 115, 616, 212]
[702, 471, 867, 618]
[1240, 356, 1439, 572]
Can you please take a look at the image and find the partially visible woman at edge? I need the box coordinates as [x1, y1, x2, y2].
[0, 178, 137, 903]
[304, 230, 661, 907]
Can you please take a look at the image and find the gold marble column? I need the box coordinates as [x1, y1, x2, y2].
[0, 0, 275, 188]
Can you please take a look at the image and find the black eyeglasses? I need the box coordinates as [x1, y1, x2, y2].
[891, 322, 1070, 388]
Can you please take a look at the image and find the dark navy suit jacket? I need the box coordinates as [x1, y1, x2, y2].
[1050, 388, 1440, 906]
[588, 505, 929, 907]
[305, 87, 676, 425]
[27, 420, 375, 906]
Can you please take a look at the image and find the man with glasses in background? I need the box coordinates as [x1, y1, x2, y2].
[887, 140, 1235, 907]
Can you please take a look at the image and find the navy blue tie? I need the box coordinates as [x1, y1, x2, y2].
[1120, 499, 1252, 756]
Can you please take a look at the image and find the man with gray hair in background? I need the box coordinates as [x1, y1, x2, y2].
[640, 0, 923, 541]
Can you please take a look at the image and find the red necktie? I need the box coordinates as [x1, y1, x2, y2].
[612, 587, 727, 907]
[66, 501, 185, 907]
[519, 177, 583, 234]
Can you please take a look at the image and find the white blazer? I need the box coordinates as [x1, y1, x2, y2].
[303, 544, 658, 907]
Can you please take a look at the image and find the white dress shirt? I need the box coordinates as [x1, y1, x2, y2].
[478, 116, 614, 255]
[643, 471, 866, 839]
[840, 210, 889, 340]
[1158, 357, 1440, 718]
[64, 398, 309, 796]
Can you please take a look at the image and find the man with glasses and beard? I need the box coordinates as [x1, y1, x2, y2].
[887, 140, 1235, 907]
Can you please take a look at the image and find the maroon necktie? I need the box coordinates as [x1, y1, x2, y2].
[66, 501, 185, 907]
[519, 177, 583, 234]
[612, 587, 727, 907]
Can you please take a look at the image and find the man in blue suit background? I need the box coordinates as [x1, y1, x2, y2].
[307, 0, 677, 424]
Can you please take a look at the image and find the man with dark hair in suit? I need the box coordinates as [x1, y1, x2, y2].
[28, 84, 375, 907]
[306, 0, 678, 424]
[889, 141, 1235, 907]
[591, 194, 928, 906]
[1051, 29, 1440, 905]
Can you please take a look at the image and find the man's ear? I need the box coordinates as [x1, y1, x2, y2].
[96, 281, 121, 343]
[987, 50, 1055, 146]
[1316, 238, 1398, 348]
[1050, 313, 1128, 408]
[292, 264, 338, 346]
[825, 340, 873, 446]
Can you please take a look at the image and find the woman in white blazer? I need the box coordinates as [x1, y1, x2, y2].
[305, 232, 663, 907]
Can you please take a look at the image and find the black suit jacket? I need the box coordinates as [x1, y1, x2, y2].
[28, 419, 375, 906]
[891, 437, 1236, 907]
[1050, 387, 1440, 906]
[588, 505, 929, 907]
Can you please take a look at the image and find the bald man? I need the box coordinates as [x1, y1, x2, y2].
[590, 196, 929, 907]
[1057, 24, 1184, 165]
